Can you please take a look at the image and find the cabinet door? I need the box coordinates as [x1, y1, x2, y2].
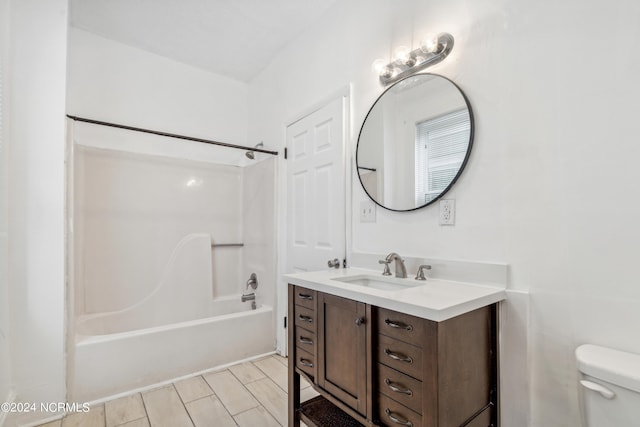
[317, 292, 368, 416]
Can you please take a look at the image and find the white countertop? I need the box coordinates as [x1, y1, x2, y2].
[284, 268, 506, 322]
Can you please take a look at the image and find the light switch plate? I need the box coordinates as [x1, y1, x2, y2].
[360, 200, 376, 223]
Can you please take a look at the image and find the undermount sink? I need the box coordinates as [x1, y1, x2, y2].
[331, 274, 422, 291]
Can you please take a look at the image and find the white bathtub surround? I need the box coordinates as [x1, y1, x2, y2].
[72, 137, 277, 314]
[73, 143, 245, 314]
[69, 128, 277, 403]
[76, 233, 215, 334]
[242, 154, 278, 313]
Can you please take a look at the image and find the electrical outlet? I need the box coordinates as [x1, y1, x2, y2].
[360, 200, 376, 223]
[439, 199, 455, 225]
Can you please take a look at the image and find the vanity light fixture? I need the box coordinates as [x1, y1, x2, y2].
[373, 32, 454, 86]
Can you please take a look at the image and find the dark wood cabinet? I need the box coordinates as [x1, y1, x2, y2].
[288, 284, 498, 427]
[317, 292, 368, 416]
[373, 304, 495, 427]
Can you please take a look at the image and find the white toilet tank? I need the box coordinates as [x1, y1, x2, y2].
[575, 344, 640, 426]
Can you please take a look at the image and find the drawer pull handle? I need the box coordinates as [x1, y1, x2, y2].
[385, 378, 413, 396]
[299, 336, 313, 345]
[299, 358, 314, 368]
[385, 319, 413, 331]
[298, 293, 313, 300]
[298, 314, 313, 323]
[384, 348, 413, 364]
[385, 408, 413, 427]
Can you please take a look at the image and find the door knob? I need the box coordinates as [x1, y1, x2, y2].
[328, 258, 340, 268]
[355, 317, 365, 326]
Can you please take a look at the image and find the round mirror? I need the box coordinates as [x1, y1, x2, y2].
[356, 73, 473, 211]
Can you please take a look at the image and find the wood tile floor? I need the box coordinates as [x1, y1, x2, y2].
[37, 355, 316, 427]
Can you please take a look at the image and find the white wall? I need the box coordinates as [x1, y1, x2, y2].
[249, 0, 640, 425]
[67, 27, 250, 146]
[4, 0, 68, 425]
[0, 0, 12, 417]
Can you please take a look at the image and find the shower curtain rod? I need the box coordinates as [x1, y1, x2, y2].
[66, 115, 279, 156]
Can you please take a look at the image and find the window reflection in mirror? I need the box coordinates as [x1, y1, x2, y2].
[356, 73, 473, 211]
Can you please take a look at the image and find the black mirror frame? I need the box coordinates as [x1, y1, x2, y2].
[355, 73, 475, 212]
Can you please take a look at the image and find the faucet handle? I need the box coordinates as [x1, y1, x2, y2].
[415, 265, 432, 281]
[378, 260, 392, 276]
[246, 272, 258, 290]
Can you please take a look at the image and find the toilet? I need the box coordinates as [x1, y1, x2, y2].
[575, 344, 640, 426]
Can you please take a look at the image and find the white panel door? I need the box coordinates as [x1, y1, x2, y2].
[286, 96, 346, 274]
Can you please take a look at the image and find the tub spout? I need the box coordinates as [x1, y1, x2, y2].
[241, 292, 255, 303]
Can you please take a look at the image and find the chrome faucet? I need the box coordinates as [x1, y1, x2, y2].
[384, 252, 407, 278]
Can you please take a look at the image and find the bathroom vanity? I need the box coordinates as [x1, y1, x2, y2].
[286, 268, 505, 427]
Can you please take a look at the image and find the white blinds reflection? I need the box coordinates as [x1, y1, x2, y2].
[415, 109, 470, 205]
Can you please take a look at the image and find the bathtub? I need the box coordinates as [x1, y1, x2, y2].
[72, 297, 274, 402]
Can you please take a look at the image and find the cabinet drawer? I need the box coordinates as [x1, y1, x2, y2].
[294, 305, 316, 331]
[377, 393, 422, 427]
[296, 346, 316, 378]
[376, 363, 422, 415]
[294, 286, 316, 310]
[377, 334, 423, 380]
[376, 306, 428, 347]
[295, 327, 316, 355]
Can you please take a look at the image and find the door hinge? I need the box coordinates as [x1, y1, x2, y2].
[343, 258, 347, 268]
[284, 147, 288, 159]
[284, 316, 287, 328]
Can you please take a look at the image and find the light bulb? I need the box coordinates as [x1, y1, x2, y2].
[380, 65, 394, 79]
[420, 34, 440, 54]
[371, 59, 387, 74]
[395, 46, 410, 61]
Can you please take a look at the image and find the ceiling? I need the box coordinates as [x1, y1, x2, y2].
[69, 0, 338, 83]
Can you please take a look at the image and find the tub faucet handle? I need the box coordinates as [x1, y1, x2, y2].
[246, 272, 258, 290]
